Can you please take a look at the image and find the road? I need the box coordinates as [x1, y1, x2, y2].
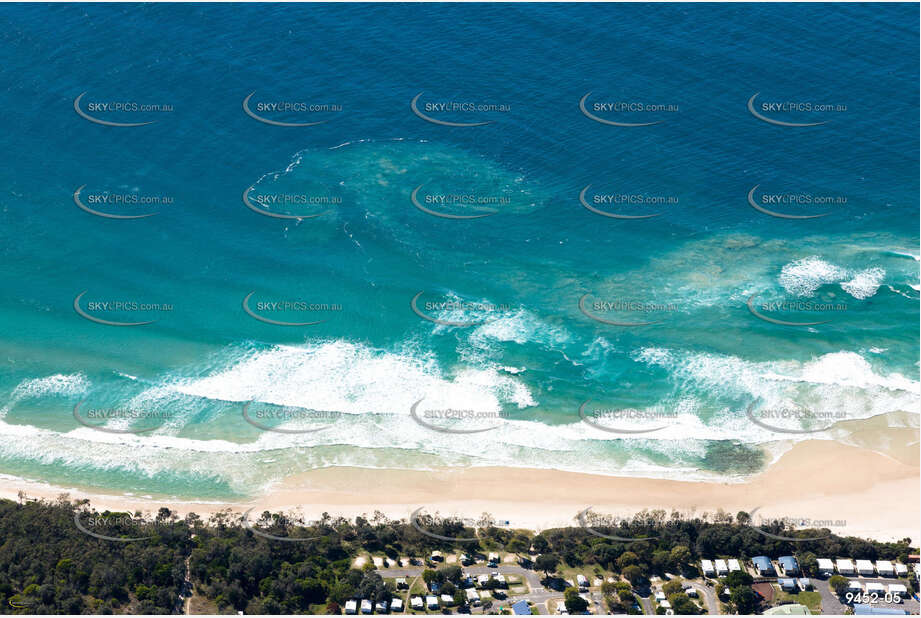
[685, 581, 719, 614]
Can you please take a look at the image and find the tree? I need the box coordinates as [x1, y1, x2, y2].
[668, 592, 700, 615]
[721, 570, 752, 588]
[729, 586, 758, 615]
[829, 575, 849, 597]
[617, 551, 639, 570]
[536, 553, 560, 578]
[564, 587, 588, 613]
[799, 552, 818, 577]
[669, 546, 691, 570]
[662, 578, 683, 596]
[622, 565, 645, 587]
[532, 534, 550, 554]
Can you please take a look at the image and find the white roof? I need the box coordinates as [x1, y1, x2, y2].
[817, 558, 835, 569]
[345, 600, 357, 610]
[411, 596, 423, 607]
[895, 563, 908, 574]
[441, 594, 453, 602]
[654, 591, 666, 600]
[660, 600, 671, 609]
[466, 589, 480, 600]
[855, 559, 875, 570]
[836, 559, 855, 570]
[478, 574, 490, 582]
[728, 559, 741, 570]
[391, 599, 403, 609]
[701, 559, 714, 571]
[426, 595, 439, 607]
[577, 574, 588, 582]
[865, 583, 886, 593]
[876, 560, 894, 571]
[489, 552, 499, 559]
[889, 584, 908, 594]
[715, 559, 728, 570]
[848, 581, 863, 590]
[361, 600, 372, 608]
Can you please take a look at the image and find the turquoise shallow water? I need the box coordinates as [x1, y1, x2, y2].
[0, 3, 918, 500]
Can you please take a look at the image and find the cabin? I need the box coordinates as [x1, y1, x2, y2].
[817, 558, 835, 576]
[495, 574, 507, 588]
[888, 583, 907, 598]
[895, 563, 908, 576]
[779, 578, 797, 592]
[344, 600, 358, 615]
[715, 559, 729, 576]
[410, 596, 423, 610]
[425, 595, 439, 609]
[375, 600, 388, 613]
[778, 556, 800, 576]
[836, 559, 856, 575]
[856, 560, 876, 576]
[477, 573, 490, 586]
[797, 578, 812, 591]
[430, 550, 443, 562]
[395, 577, 408, 589]
[876, 560, 895, 577]
[360, 599, 373, 615]
[440, 593, 454, 606]
[576, 574, 589, 589]
[701, 559, 716, 577]
[390, 598, 403, 612]
[848, 581, 864, 594]
[752, 556, 775, 576]
[728, 558, 742, 572]
[466, 588, 480, 604]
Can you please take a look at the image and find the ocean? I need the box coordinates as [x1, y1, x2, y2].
[0, 3, 917, 501]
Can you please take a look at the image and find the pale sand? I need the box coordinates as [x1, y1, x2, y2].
[2, 419, 918, 544]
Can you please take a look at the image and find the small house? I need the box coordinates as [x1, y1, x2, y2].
[797, 578, 812, 591]
[728, 558, 742, 572]
[778, 556, 800, 576]
[817, 558, 835, 576]
[410, 596, 423, 610]
[876, 560, 895, 577]
[836, 559, 856, 575]
[425, 595, 439, 609]
[390, 598, 403, 612]
[752, 556, 775, 576]
[395, 577, 408, 589]
[375, 600, 388, 613]
[360, 599, 373, 614]
[344, 600, 358, 615]
[856, 560, 876, 576]
[779, 578, 796, 592]
[715, 559, 729, 576]
[701, 559, 715, 576]
[895, 563, 908, 576]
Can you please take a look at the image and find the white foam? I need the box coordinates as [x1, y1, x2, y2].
[779, 257, 847, 297]
[1, 373, 90, 418]
[841, 267, 885, 300]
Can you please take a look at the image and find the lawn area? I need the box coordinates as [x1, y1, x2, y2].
[774, 589, 822, 613]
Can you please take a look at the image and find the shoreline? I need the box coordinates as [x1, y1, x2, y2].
[2, 427, 917, 544]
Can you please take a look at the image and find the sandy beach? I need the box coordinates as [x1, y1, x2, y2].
[3, 412, 917, 544]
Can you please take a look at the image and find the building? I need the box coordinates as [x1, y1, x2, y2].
[856, 560, 876, 576]
[715, 559, 729, 576]
[390, 598, 403, 612]
[360, 599, 373, 614]
[431, 550, 443, 562]
[797, 578, 812, 591]
[477, 573, 490, 586]
[888, 583, 908, 598]
[344, 600, 358, 615]
[684, 587, 698, 598]
[701, 559, 715, 576]
[440, 593, 454, 606]
[895, 563, 908, 576]
[410, 596, 423, 610]
[778, 556, 800, 576]
[495, 574, 507, 588]
[865, 583, 886, 595]
[752, 556, 775, 576]
[836, 559, 856, 575]
[764, 605, 810, 615]
[779, 578, 797, 592]
[660, 600, 672, 610]
[654, 591, 666, 602]
[466, 588, 480, 603]
[816, 558, 835, 576]
[512, 600, 532, 615]
[848, 581, 864, 594]
[488, 552, 500, 564]
[576, 574, 589, 589]
[876, 560, 895, 576]
[728, 558, 742, 572]
[395, 577, 408, 589]
[375, 600, 388, 613]
[853, 604, 909, 615]
[426, 595, 439, 609]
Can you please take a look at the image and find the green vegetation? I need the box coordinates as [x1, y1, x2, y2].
[1, 499, 916, 614]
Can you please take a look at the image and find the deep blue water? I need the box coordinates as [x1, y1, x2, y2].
[0, 3, 917, 500]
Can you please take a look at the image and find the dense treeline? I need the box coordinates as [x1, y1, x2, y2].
[0, 499, 915, 615]
[0, 497, 189, 614]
